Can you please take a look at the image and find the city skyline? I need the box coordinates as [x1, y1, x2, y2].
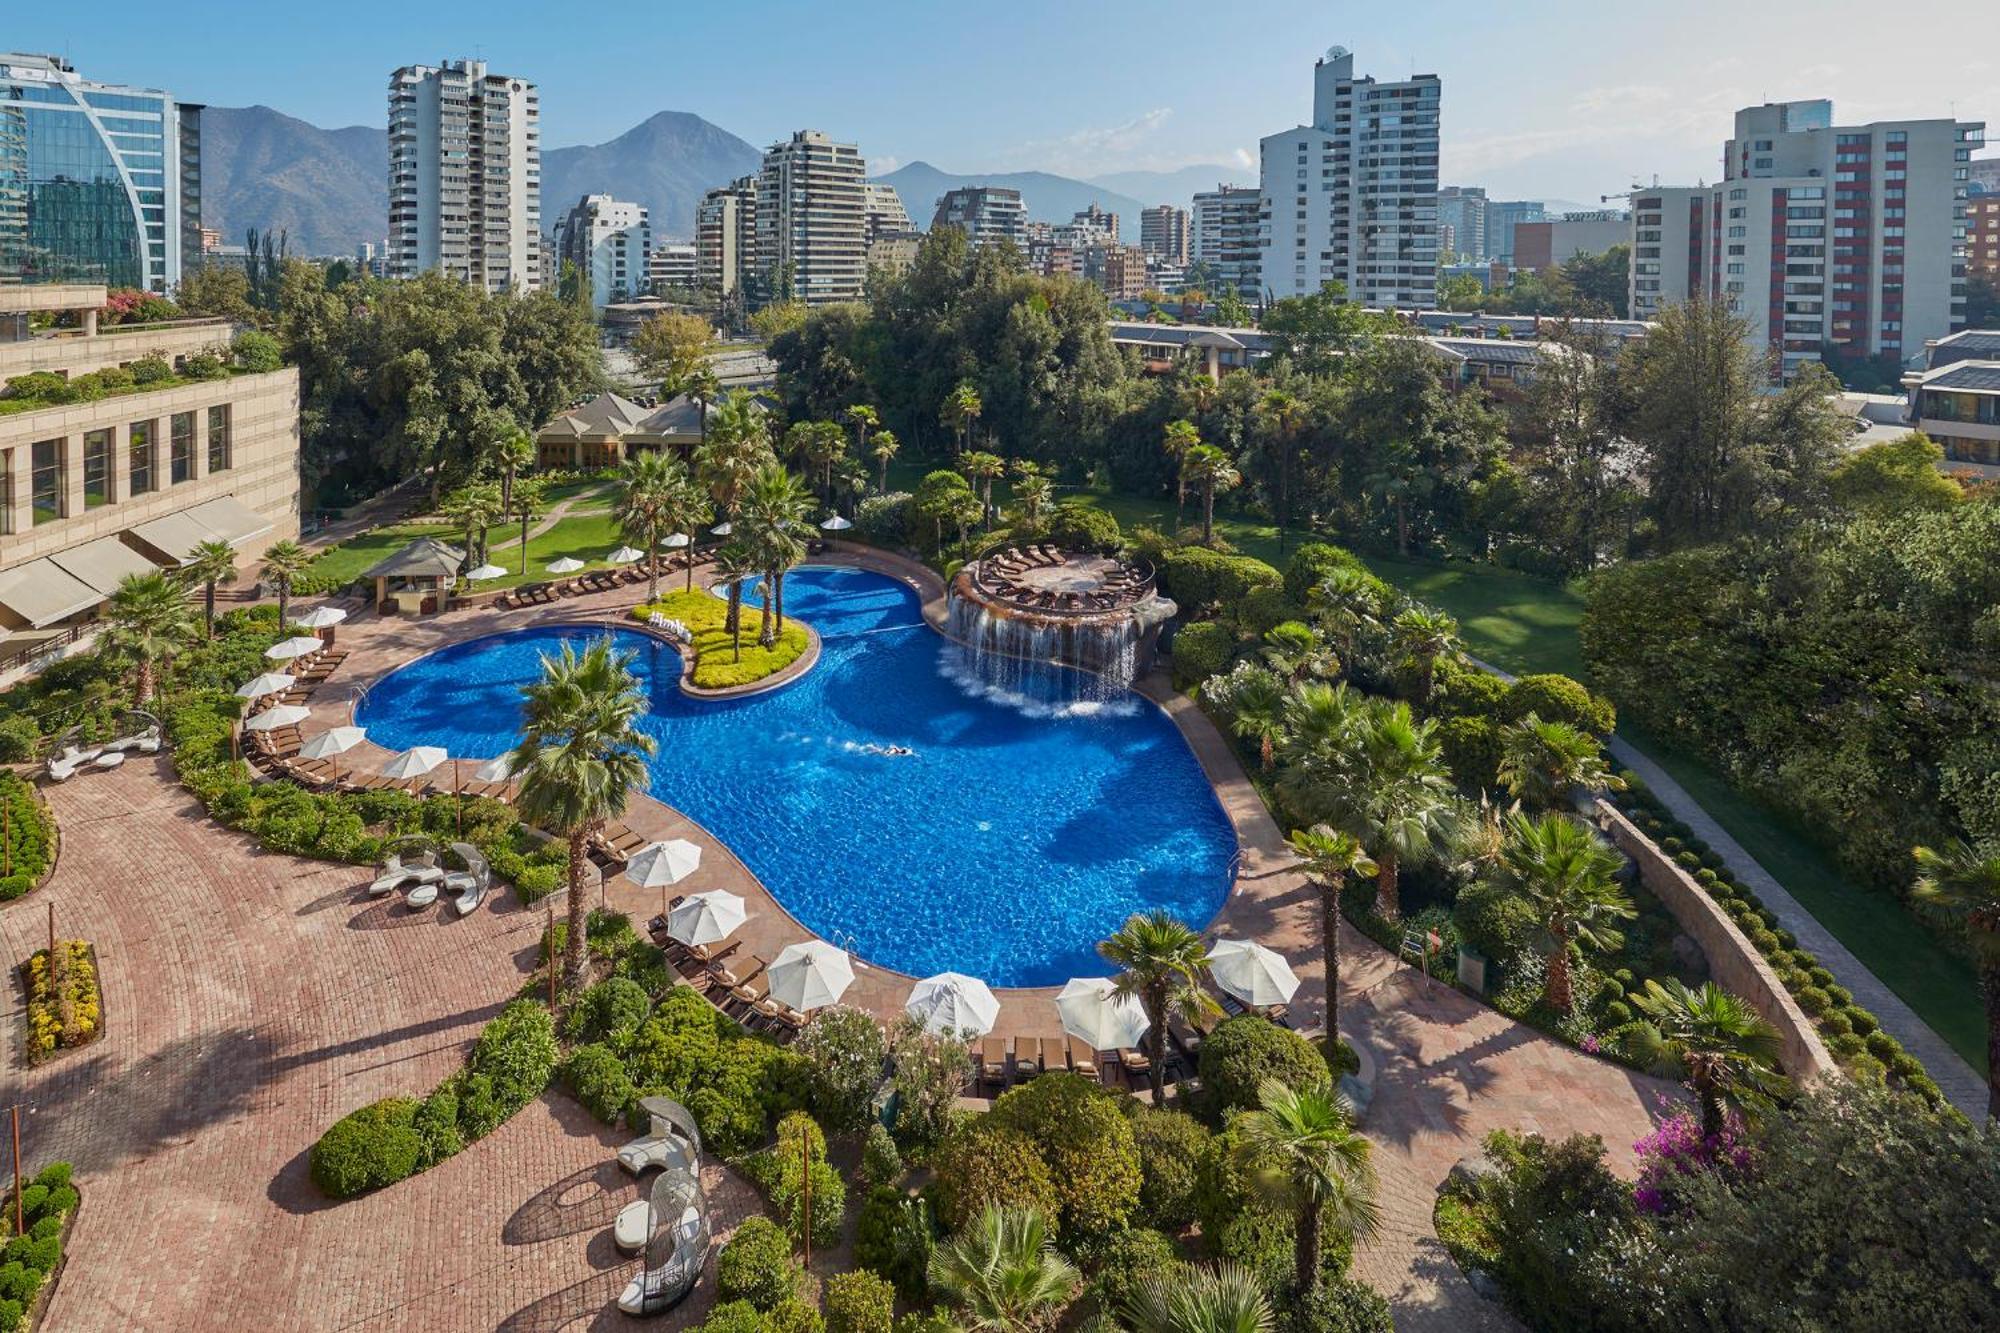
[12, 0, 1995, 203]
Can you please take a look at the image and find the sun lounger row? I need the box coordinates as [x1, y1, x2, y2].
[975, 1034, 1139, 1094]
[494, 557, 704, 611]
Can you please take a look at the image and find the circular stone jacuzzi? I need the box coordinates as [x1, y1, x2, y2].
[947, 545, 1177, 689]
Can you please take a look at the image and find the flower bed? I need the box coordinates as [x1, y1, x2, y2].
[632, 591, 811, 690]
[0, 1160, 80, 1331]
[1610, 772, 1940, 1105]
[21, 941, 100, 1062]
[0, 773, 55, 902]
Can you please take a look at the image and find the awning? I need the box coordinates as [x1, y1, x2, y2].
[126, 510, 217, 563]
[183, 495, 273, 547]
[0, 559, 103, 628]
[48, 537, 164, 596]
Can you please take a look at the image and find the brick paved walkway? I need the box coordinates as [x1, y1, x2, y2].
[0, 562, 1671, 1331]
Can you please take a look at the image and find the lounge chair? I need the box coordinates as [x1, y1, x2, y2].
[367, 850, 443, 897]
[980, 1036, 1009, 1092]
[1012, 1038, 1040, 1080]
[1067, 1037, 1099, 1079]
[44, 744, 103, 783]
[446, 841, 491, 915]
[712, 953, 762, 990]
[1039, 1036, 1063, 1076]
[1117, 1047, 1151, 1083]
[406, 879, 440, 909]
[104, 724, 162, 755]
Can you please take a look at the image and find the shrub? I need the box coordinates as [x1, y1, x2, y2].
[1282, 542, 1373, 606]
[565, 1043, 637, 1124]
[700, 1301, 767, 1333]
[1817, 1010, 1853, 1039]
[32, 1162, 70, 1192]
[1437, 715, 1503, 790]
[1865, 1030, 1902, 1062]
[1171, 620, 1237, 691]
[128, 355, 172, 385]
[1433, 659, 1512, 719]
[1081, 1227, 1183, 1320]
[855, 492, 913, 546]
[1197, 1015, 1329, 1117]
[182, 351, 228, 380]
[565, 977, 652, 1051]
[1844, 1008, 1879, 1038]
[716, 1216, 800, 1310]
[767, 1299, 825, 1333]
[932, 1121, 1060, 1231]
[1502, 674, 1616, 734]
[861, 1122, 903, 1189]
[1045, 502, 1122, 553]
[1236, 584, 1303, 637]
[467, 1000, 559, 1116]
[411, 1087, 464, 1164]
[1129, 1108, 1211, 1231]
[1824, 985, 1853, 1008]
[854, 1186, 937, 1300]
[1157, 546, 1281, 615]
[986, 1073, 1142, 1238]
[1, 371, 68, 402]
[232, 330, 283, 372]
[311, 1098, 425, 1198]
[825, 1269, 897, 1333]
[0, 1298, 19, 1333]
[1827, 1032, 1868, 1060]
[0, 716, 40, 764]
[793, 1005, 889, 1133]
[740, 1112, 846, 1249]
[1193, 1122, 1344, 1284]
[1281, 1273, 1395, 1333]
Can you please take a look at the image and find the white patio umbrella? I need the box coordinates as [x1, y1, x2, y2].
[708, 521, 733, 536]
[242, 703, 310, 732]
[768, 940, 854, 1012]
[666, 889, 747, 948]
[659, 532, 691, 549]
[906, 972, 1000, 1037]
[463, 563, 509, 581]
[265, 635, 325, 661]
[1206, 940, 1301, 1008]
[819, 514, 853, 531]
[1055, 977, 1150, 1052]
[546, 556, 586, 575]
[234, 672, 295, 699]
[291, 605, 348, 629]
[472, 753, 519, 783]
[626, 839, 703, 888]
[608, 545, 646, 565]
[380, 745, 449, 781]
[297, 726, 365, 760]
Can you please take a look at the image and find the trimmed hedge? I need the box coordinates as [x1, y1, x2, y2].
[739, 1112, 846, 1249]
[0, 1160, 77, 1330]
[632, 590, 810, 690]
[0, 773, 54, 902]
[716, 1216, 801, 1310]
[1171, 620, 1238, 691]
[1196, 1015, 1331, 1118]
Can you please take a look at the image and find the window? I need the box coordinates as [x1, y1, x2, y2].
[0, 450, 8, 534]
[83, 429, 111, 509]
[207, 405, 231, 473]
[170, 412, 195, 483]
[31, 439, 63, 525]
[129, 421, 154, 496]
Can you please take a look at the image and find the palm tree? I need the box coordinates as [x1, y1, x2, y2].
[942, 381, 983, 460]
[1496, 714, 1619, 810]
[100, 572, 195, 706]
[1099, 909, 1220, 1105]
[695, 389, 775, 522]
[845, 403, 879, 471]
[666, 471, 713, 594]
[1011, 474, 1054, 528]
[927, 1206, 1078, 1333]
[961, 450, 1006, 524]
[1257, 389, 1307, 552]
[259, 539, 313, 631]
[1122, 1263, 1274, 1333]
[614, 450, 689, 603]
[440, 483, 502, 572]
[1181, 444, 1240, 546]
[1287, 827, 1376, 1065]
[1629, 979, 1785, 1139]
[1390, 607, 1459, 703]
[1911, 841, 2000, 1119]
[711, 543, 759, 662]
[806, 421, 849, 504]
[1220, 669, 1287, 771]
[739, 464, 811, 646]
[1262, 622, 1331, 683]
[179, 539, 238, 639]
[686, 365, 721, 444]
[1232, 1077, 1381, 1297]
[870, 428, 901, 494]
[1498, 811, 1635, 1013]
[1349, 703, 1457, 920]
[1307, 568, 1383, 669]
[509, 478, 546, 577]
[510, 638, 657, 991]
[1162, 419, 1201, 528]
[486, 423, 535, 518]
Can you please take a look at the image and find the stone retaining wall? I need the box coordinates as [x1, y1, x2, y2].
[1593, 797, 1838, 1085]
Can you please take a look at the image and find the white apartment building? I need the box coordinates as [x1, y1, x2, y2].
[1630, 99, 1985, 377]
[931, 186, 1029, 250]
[1140, 205, 1191, 266]
[1258, 45, 1440, 307]
[387, 59, 541, 293]
[756, 130, 867, 305]
[649, 243, 697, 294]
[863, 183, 912, 243]
[553, 194, 649, 312]
[696, 175, 757, 297]
[1192, 184, 1262, 299]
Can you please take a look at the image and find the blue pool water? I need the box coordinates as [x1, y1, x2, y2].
[356, 567, 1236, 986]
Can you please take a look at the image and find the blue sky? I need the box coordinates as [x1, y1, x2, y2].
[17, 0, 1994, 200]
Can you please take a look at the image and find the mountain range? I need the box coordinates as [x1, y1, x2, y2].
[542, 112, 761, 241]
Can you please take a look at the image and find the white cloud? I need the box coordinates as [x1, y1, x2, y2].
[1230, 146, 1256, 170]
[871, 153, 901, 174]
[1000, 107, 1179, 175]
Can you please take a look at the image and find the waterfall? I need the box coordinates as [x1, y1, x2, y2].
[942, 590, 1176, 718]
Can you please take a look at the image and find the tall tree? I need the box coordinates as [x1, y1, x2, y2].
[1912, 841, 2000, 1120]
[484, 420, 535, 519]
[942, 380, 983, 460]
[615, 450, 697, 602]
[1341, 703, 1456, 921]
[739, 464, 811, 645]
[1162, 418, 1201, 527]
[1232, 1077, 1381, 1297]
[1389, 607, 1458, 704]
[259, 539, 313, 630]
[1099, 910, 1220, 1105]
[439, 483, 502, 573]
[1496, 715, 1617, 811]
[99, 572, 196, 706]
[961, 450, 1006, 523]
[1255, 389, 1308, 553]
[1287, 826, 1377, 1065]
[180, 540, 238, 640]
[870, 428, 901, 494]
[1498, 811, 1635, 1013]
[631, 311, 716, 399]
[1630, 979, 1785, 1138]
[694, 389, 775, 521]
[511, 639, 657, 991]
[1181, 444, 1240, 546]
[711, 542, 760, 662]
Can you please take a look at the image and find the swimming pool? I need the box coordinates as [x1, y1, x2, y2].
[355, 566, 1236, 986]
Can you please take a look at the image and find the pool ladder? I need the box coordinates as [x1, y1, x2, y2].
[827, 928, 870, 969]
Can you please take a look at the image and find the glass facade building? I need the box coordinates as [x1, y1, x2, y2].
[0, 53, 199, 293]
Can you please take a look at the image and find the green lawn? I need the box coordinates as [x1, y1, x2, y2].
[301, 510, 649, 594]
[1353, 555, 1588, 680]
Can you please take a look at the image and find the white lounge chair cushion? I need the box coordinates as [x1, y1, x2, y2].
[406, 881, 439, 908]
[674, 1205, 701, 1247]
[613, 1200, 650, 1253]
[452, 885, 484, 917]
